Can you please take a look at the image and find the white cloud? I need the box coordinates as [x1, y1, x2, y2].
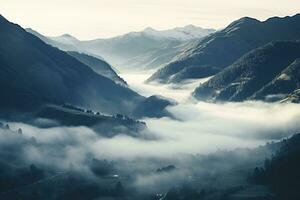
[8, 102, 296, 161]
[89, 101, 300, 159]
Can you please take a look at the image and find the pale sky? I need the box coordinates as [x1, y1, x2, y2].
[0, 0, 299, 40]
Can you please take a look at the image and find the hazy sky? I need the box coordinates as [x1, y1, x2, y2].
[1, 0, 299, 39]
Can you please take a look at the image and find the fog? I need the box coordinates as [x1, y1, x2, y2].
[119, 71, 210, 102]
[1, 71, 300, 196]
[5, 72, 300, 161]
[81, 101, 299, 159]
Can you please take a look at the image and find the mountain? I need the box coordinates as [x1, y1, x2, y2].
[67, 51, 127, 86]
[281, 89, 300, 103]
[26, 28, 81, 52]
[32, 104, 146, 137]
[26, 29, 127, 85]
[0, 15, 143, 115]
[49, 33, 80, 45]
[252, 58, 300, 102]
[148, 14, 300, 83]
[140, 25, 215, 41]
[251, 133, 300, 199]
[27, 26, 215, 71]
[192, 41, 300, 102]
[132, 95, 177, 118]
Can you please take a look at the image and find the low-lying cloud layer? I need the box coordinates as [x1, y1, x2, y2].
[2, 72, 300, 193]
[6, 101, 300, 162]
[3, 100, 299, 193]
[91, 101, 300, 159]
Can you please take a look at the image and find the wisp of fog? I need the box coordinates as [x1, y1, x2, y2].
[2, 72, 300, 193]
[6, 72, 300, 160]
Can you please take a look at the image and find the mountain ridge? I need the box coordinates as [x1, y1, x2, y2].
[0, 15, 143, 116]
[27, 25, 215, 71]
[49, 25, 215, 42]
[148, 13, 300, 83]
[67, 51, 127, 86]
[192, 41, 300, 102]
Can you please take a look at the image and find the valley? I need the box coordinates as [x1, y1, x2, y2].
[0, 8, 300, 200]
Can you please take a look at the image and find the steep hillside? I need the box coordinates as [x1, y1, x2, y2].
[0, 15, 143, 115]
[252, 58, 300, 102]
[33, 104, 146, 137]
[192, 41, 300, 102]
[251, 133, 300, 200]
[67, 51, 127, 86]
[148, 14, 300, 83]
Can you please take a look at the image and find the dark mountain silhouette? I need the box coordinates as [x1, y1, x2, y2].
[148, 14, 300, 83]
[252, 58, 300, 102]
[193, 41, 300, 102]
[0, 15, 143, 115]
[32, 104, 146, 137]
[132, 95, 177, 118]
[251, 133, 300, 200]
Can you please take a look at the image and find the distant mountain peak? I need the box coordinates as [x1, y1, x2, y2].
[26, 28, 43, 36]
[143, 27, 156, 32]
[226, 16, 260, 30]
[61, 33, 75, 38]
[140, 25, 215, 41]
[181, 24, 209, 31]
[184, 24, 197, 28]
[49, 33, 79, 44]
[239, 16, 260, 22]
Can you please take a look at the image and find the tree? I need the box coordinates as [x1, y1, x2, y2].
[114, 181, 125, 196]
[18, 128, 23, 134]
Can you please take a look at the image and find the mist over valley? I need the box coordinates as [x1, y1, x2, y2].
[0, 6, 300, 200]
